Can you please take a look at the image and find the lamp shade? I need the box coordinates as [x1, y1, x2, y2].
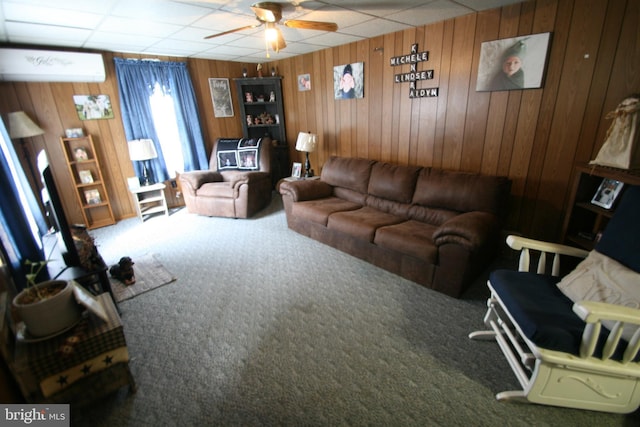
[295, 132, 317, 153]
[8, 111, 44, 139]
[128, 139, 158, 161]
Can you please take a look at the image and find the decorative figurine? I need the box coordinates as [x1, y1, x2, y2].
[269, 91, 276, 102]
[246, 115, 253, 126]
[257, 63, 263, 78]
[242, 67, 247, 77]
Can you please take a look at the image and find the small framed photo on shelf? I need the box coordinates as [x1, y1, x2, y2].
[591, 178, 624, 209]
[84, 189, 101, 205]
[65, 128, 84, 138]
[74, 147, 89, 161]
[78, 170, 93, 184]
[291, 162, 302, 179]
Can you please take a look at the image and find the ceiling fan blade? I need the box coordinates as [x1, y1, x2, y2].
[251, 3, 282, 23]
[283, 19, 338, 32]
[204, 24, 261, 40]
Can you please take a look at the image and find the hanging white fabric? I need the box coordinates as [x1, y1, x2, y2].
[590, 94, 640, 170]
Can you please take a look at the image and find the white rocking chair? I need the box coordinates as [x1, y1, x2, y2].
[470, 185, 640, 414]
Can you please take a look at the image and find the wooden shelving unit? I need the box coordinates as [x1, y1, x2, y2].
[561, 163, 640, 250]
[60, 135, 115, 229]
[234, 76, 289, 186]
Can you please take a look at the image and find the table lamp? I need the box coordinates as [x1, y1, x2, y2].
[295, 131, 317, 178]
[128, 139, 158, 186]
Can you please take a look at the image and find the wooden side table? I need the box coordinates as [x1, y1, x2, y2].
[8, 294, 135, 405]
[130, 183, 169, 221]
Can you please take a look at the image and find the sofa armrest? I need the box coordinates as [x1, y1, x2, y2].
[279, 179, 333, 202]
[433, 211, 499, 250]
[180, 170, 223, 192]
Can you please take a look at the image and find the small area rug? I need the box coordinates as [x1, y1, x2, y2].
[108, 254, 176, 302]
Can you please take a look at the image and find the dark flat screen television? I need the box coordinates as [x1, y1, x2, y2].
[41, 165, 81, 267]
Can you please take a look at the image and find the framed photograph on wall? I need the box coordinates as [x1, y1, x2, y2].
[334, 62, 364, 100]
[209, 78, 234, 118]
[291, 162, 302, 178]
[73, 95, 114, 120]
[476, 32, 552, 92]
[298, 73, 311, 91]
[591, 178, 624, 209]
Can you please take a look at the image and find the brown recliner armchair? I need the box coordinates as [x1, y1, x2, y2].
[179, 137, 272, 218]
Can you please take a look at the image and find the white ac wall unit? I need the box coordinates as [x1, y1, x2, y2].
[0, 48, 105, 82]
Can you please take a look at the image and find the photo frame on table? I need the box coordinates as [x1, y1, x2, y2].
[291, 162, 302, 179]
[73, 95, 114, 120]
[74, 147, 89, 161]
[591, 178, 624, 209]
[476, 32, 551, 92]
[209, 78, 234, 118]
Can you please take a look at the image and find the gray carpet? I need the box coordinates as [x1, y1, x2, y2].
[73, 194, 639, 426]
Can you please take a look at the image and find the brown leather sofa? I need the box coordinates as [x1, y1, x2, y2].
[180, 137, 272, 218]
[278, 156, 511, 298]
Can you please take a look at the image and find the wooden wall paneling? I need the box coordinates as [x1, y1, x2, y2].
[366, 36, 384, 162]
[432, 20, 455, 170]
[395, 29, 416, 165]
[515, 0, 560, 236]
[378, 33, 396, 163]
[417, 22, 446, 168]
[442, 14, 477, 170]
[531, 0, 610, 240]
[312, 51, 328, 170]
[355, 39, 370, 160]
[461, 11, 496, 173]
[589, 0, 640, 159]
[320, 48, 337, 162]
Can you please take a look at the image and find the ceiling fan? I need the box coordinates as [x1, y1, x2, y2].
[204, 2, 338, 54]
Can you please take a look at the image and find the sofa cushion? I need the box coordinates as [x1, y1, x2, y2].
[408, 205, 458, 226]
[368, 162, 420, 203]
[321, 157, 374, 194]
[197, 182, 234, 198]
[413, 168, 510, 215]
[291, 197, 361, 226]
[374, 220, 438, 263]
[327, 207, 404, 242]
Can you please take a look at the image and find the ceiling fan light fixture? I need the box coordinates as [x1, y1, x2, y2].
[265, 22, 278, 43]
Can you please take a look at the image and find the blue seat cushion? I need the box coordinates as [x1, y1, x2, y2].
[490, 270, 586, 355]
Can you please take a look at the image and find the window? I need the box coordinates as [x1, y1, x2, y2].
[149, 83, 184, 179]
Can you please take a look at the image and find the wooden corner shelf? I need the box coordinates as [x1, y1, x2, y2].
[561, 163, 640, 250]
[60, 135, 115, 229]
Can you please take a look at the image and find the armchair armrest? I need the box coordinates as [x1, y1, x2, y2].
[573, 301, 640, 362]
[433, 211, 500, 250]
[179, 170, 223, 192]
[506, 235, 589, 276]
[279, 179, 333, 202]
[226, 171, 270, 190]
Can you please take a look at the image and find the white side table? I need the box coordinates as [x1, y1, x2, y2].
[130, 183, 168, 221]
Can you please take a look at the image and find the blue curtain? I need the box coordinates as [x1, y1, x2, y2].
[114, 58, 208, 182]
[0, 117, 46, 291]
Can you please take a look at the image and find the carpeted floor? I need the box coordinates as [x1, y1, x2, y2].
[72, 193, 639, 426]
